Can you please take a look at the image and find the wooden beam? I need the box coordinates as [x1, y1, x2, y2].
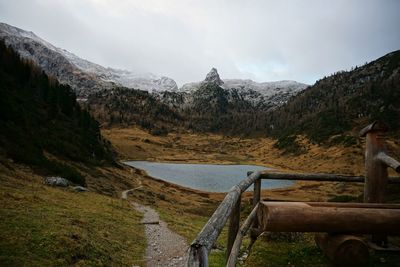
[187, 171, 261, 267]
[305, 202, 400, 209]
[249, 179, 261, 246]
[376, 152, 400, 173]
[364, 131, 388, 203]
[257, 201, 400, 235]
[226, 195, 241, 261]
[248, 171, 400, 184]
[227, 204, 259, 267]
[253, 179, 261, 206]
[359, 121, 388, 137]
[261, 172, 365, 182]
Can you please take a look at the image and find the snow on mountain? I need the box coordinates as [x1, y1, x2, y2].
[179, 68, 309, 107]
[0, 22, 177, 95]
[0, 22, 307, 107]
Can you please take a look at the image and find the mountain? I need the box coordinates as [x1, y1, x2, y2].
[0, 22, 177, 96]
[268, 50, 400, 151]
[87, 87, 183, 133]
[0, 40, 114, 185]
[88, 68, 280, 134]
[0, 22, 307, 109]
[180, 68, 308, 107]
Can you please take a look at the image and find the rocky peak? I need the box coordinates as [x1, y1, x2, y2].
[204, 68, 224, 85]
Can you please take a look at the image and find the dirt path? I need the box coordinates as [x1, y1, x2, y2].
[122, 190, 188, 267]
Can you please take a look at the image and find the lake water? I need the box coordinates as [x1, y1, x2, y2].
[124, 161, 294, 192]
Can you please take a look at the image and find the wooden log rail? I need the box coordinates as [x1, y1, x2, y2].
[187, 171, 261, 267]
[186, 171, 400, 266]
[187, 121, 400, 267]
[256, 201, 400, 234]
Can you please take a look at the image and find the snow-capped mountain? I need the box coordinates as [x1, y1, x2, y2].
[180, 68, 308, 107]
[0, 22, 307, 108]
[0, 22, 177, 96]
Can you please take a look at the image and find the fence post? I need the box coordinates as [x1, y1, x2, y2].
[360, 121, 389, 246]
[250, 179, 261, 242]
[226, 194, 241, 262]
[360, 122, 389, 203]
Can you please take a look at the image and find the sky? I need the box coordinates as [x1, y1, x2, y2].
[0, 0, 399, 86]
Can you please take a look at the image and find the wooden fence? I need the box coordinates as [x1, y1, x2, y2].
[186, 122, 400, 267]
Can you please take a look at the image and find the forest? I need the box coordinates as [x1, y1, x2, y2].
[0, 41, 114, 185]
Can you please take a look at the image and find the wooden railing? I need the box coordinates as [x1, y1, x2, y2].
[186, 122, 400, 267]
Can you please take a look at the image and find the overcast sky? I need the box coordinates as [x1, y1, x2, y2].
[1, 0, 399, 86]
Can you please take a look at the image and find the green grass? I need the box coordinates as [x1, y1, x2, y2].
[244, 234, 327, 267]
[0, 173, 146, 266]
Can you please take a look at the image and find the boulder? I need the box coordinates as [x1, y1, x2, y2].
[44, 176, 70, 187]
[73, 186, 89, 192]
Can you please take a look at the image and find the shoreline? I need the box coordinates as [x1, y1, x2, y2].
[120, 160, 327, 201]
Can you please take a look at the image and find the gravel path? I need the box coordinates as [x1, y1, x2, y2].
[122, 190, 188, 267]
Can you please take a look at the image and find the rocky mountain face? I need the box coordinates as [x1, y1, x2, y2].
[0, 22, 177, 96]
[158, 68, 307, 110]
[88, 69, 273, 134]
[180, 69, 308, 107]
[0, 23, 307, 107]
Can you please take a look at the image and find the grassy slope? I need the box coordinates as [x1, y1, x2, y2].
[102, 126, 367, 175]
[2, 124, 399, 266]
[106, 126, 400, 266]
[0, 163, 146, 266]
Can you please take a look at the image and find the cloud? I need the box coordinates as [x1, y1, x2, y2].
[0, 0, 399, 86]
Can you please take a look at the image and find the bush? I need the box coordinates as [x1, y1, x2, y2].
[330, 135, 358, 147]
[150, 127, 168, 136]
[274, 134, 305, 155]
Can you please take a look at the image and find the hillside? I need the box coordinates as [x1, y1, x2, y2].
[87, 87, 183, 133]
[268, 50, 400, 151]
[87, 69, 273, 135]
[89, 50, 400, 142]
[0, 40, 114, 185]
[0, 22, 177, 96]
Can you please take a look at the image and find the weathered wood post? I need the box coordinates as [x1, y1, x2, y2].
[359, 121, 389, 203]
[226, 194, 241, 261]
[252, 179, 261, 207]
[249, 178, 261, 250]
[360, 121, 388, 246]
[359, 121, 400, 246]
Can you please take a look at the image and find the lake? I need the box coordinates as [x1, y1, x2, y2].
[124, 161, 294, 192]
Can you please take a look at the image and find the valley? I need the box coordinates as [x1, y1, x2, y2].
[1, 19, 400, 267]
[2, 122, 381, 266]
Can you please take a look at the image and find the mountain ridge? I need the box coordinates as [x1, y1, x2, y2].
[267, 49, 400, 152]
[0, 22, 178, 95]
[179, 68, 308, 106]
[0, 22, 307, 103]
